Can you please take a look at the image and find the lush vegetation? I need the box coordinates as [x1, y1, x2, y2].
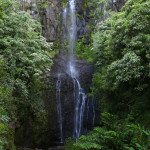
[65, 113, 150, 150]
[92, 0, 150, 124]
[66, 0, 150, 149]
[75, 36, 94, 62]
[1, 0, 150, 149]
[75, 0, 117, 62]
[0, 0, 53, 149]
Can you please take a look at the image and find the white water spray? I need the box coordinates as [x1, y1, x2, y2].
[67, 0, 87, 138]
[57, 0, 96, 140]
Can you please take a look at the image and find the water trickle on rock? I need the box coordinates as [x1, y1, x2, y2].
[73, 79, 87, 138]
[56, 74, 63, 143]
[55, 0, 96, 142]
[92, 98, 95, 127]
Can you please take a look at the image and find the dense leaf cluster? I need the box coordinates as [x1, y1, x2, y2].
[92, 0, 150, 121]
[0, 11, 52, 97]
[65, 113, 150, 150]
[0, 0, 53, 148]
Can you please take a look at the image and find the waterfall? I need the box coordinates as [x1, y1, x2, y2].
[68, 0, 77, 79]
[73, 79, 87, 138]
[55, 0, 95, 141]
[67, 0, 87, 138]
[62, 8, 67, 45]
[56, 75, 63, 143]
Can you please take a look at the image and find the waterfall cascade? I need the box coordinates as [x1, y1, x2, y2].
[73, 79, 87, 138]
[67, 0, 88, 138]
[55, 0, 95, 142]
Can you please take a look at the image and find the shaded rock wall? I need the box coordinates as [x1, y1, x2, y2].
[15, 0, 127, 42]
[41, 0, 61, 42]
[111, 0, 127, 12]
[44, 54, 96, 142]
[15, 0, 61, 41]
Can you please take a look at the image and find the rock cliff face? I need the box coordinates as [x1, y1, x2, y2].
[16, 0, 127, 42]
[41, 0, 61, 42]
[44, 54, 96, 142]
[111, 0, 127, 12]
[16, 0, 61, 41]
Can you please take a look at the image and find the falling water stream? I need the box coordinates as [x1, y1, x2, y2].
[73, 79, 87, 138]
[67, 0, 87, 138]
[56, 0, 95, 142]
[56, 75, 63, 143]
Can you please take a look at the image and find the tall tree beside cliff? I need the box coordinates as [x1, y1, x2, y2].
[0, 0, 53, 149]
[92, 0, 150, 124]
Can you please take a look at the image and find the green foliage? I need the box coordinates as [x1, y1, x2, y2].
[75, 36, 94, 62]
[0, 107, 9, 150]
[92, 0, 150, 123]
[0, 56, 12, 149]
[65, 113, 150, 150]
[0, 11, 53, 99]
[0, 0, 53, 148]
[36, 0, 50, 9]
[76, 1, 150, 149]
[60, 0, 67, 8]
[0, 0, 14, 18]
[87, 0, 112, 19]
[75, 0, 114, 62]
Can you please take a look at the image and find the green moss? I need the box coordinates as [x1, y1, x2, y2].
[75, 35, 94, 62]
[76, 13, 82, 20]
[7, 128, 16, 150]
[57, 12, 61, 21]
[36, 0, 50, 9]
[60, 0, 67, 8]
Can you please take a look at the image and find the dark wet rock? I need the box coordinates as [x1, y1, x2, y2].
[42, 4, 60, 42]
[48, 146, 64, 150]
[76, 17, 87, 40]
[18, 0, 61, 42]
[18, 0, 127, 43]
[43, 53, 95, 142]
[24, 148, 43, 150]
[76, 0, 84, 14]
[110, 0, 127, 12]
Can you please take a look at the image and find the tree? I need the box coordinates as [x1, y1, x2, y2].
[92, 0, 150, 121]
[0, 0, 53, 148]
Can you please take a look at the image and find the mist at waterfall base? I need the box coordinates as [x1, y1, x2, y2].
[55, 0, 96, 144]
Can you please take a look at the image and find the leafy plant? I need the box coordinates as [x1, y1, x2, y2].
[65, 113, 150, 150]
[75, 35, 94, 62]
[0, 0, 53, 148]
[92, 0, 150, 123]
